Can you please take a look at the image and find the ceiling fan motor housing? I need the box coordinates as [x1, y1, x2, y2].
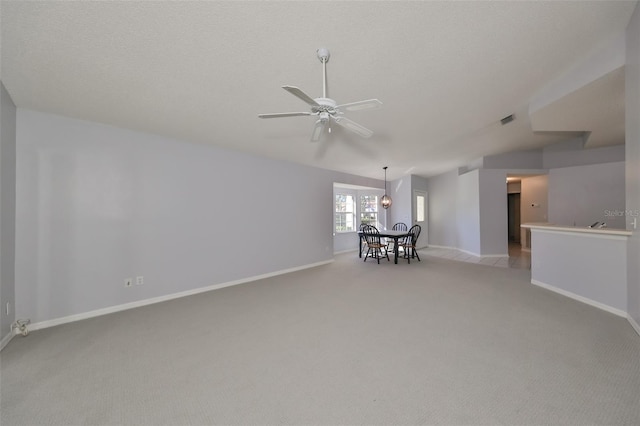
[317, 48, 330, 63]
[312, 97, 338, 115]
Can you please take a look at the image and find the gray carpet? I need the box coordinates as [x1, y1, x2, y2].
[2, 252, 639, 425]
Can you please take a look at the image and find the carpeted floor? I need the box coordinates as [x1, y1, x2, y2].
[2, 252, 639, 425]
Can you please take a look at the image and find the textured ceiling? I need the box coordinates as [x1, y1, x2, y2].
[1, 1, 636, 180]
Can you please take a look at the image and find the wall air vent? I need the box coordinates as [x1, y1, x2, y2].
[500, 114, 515, 125]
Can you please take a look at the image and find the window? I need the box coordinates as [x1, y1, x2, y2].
[416, 194, 425, 222]
[335, 194, 356, 232]
[334, 188, 383, 232]
[360, 194, 378, 227]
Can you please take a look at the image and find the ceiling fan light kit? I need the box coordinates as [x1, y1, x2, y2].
[258, 48, 382, 143]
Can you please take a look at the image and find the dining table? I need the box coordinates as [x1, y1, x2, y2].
[358, 229, 410, 264]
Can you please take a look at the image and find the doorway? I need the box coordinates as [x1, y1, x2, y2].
[507, 193, 521, 243]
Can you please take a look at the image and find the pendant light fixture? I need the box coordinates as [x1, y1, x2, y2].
[381, 166, 392, 209]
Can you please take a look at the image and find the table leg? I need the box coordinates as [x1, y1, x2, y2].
[393, 237, 399, 264]
[359, 235, 363, 258]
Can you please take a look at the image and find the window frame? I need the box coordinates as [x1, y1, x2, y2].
[359, 194, 379, 229]
[333, 185, 386, 234]
[334, 193, 356, 233]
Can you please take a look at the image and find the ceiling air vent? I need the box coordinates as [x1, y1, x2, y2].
[500, 114, 515, 125]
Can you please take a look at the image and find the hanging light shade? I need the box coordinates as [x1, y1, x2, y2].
[381, 166, 392, 209]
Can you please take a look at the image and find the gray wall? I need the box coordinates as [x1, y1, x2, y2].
[530, 230, 628, 313]
[519, 175, 548, 245]
[431, 137, 626, 255]
[507, 181, 521, 194]
[426, 170, 458, 248]
[543, 141, 625, 169]
[548, 162, 626, 228]
[520, 176, 549, 220]
[428, 168, 513, 254]
[483, 149, 543, 169]
[389, 175, 412, 229]
[0, 82, 17, 341]
[456, 170, 481, 255]
[15, 109, 381, 324]
[478, 169, 508, 255]
[626, 2, 640, 330]
[428, 147, 626, 255]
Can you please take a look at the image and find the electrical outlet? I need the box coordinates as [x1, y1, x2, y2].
[136, 276, 144, 286]
[125, 278, 133, 288]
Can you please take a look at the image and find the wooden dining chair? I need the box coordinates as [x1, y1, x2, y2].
[362, 225, 389, 264]
[359, 223, 369, 254]
[392, 223, 408, 231]
[388, 222, 408, 253]
[400, 224, 422, 263]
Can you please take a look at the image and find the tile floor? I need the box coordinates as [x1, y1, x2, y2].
[422, 242, 531, 270]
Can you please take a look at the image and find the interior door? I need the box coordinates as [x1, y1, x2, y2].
[413, 190, 428, 248]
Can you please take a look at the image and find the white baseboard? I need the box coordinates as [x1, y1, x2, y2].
[26, 259, 334, 333]
[334, 248, 358, 255]
[459, 249, 508, 258]
[0, 330, 15, 351]
[531, 279, 627, 318]
[428, 244, 456, 250]
[457, 248, 481, 257]
[628, 315, 640, 337]
[429, 245, 508, 258]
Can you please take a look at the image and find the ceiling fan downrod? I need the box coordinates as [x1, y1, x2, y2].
[317, 48, 330, 99]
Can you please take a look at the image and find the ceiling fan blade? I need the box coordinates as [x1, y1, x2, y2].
[310, 119, 328, 143]
[333, 116, 374, 138]
[282, 86, 320, 106]
[258, 112, 313, 119]
[337, 99, 382, 112]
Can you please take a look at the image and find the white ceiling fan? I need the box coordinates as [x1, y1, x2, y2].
[258, 48, 382, 142]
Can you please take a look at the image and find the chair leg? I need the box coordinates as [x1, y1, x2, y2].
[403, 245, 411, 263]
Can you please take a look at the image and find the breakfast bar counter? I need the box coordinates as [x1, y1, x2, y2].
[521, 223, 632, 316]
